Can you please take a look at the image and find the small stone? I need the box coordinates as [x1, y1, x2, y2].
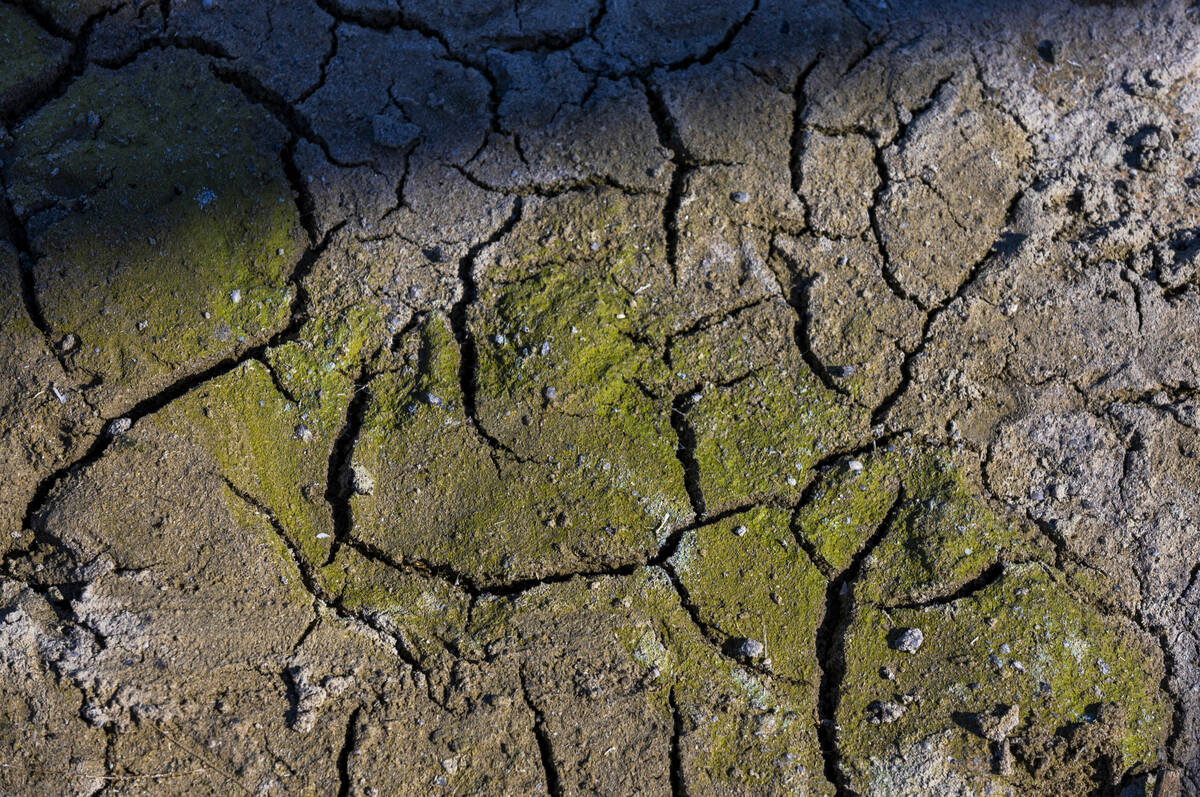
[484, 693, 513, 708]
[136, 320, 148, 331]
[867, 700, 905, 724]
[732, 525, 748, 537]
[879, 666, 895, 680]
[543, 386, 557, 401]
[753, 713, 777, 738]
[734, 638, 766, 660]
[1052, 483, 1068, 501]
[106, 417, 132, 437]
[1038, 39, 1063, 64]
[493, 334, 507, 345]
[294, 424, 313, 443]
[425, 392, 442, 406]
[323, 675, 353, 696]
[847, 460, 864, 474]
[57, 334, 77, 352]
[350, 464, 375, 496]
[230, 289, 242, 304]
[730, 190, 751, 204]
[891, 627, 924, 654]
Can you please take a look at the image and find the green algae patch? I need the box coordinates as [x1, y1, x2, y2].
[482, 189, 677, 341]
[792, 451, 902, 573]
[333, 546, 474, 667]
[470, 568, 831, 795]
[473, 266, 660, 445]
[0, 4, 69, 113]
[7, 48, 305, 415]
[472, 263, 689, 518]
[670, 298, 868, 513]
[855, 456, 1050, 606]
[349, 312, 688, 585]
[837, 562, 1169, 794]
[689, 365, 859, 511]
[669, 506, 826, 684]
[265, 305, 387, 429]
[347, 316, 512, 580]
[150, 359, 336, 570]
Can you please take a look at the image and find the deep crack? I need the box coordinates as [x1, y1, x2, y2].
[814, 487, 905, 795]
[324, 371, 373, 566]
[520, 671, 564, 797]
[447, 198, 525, 456]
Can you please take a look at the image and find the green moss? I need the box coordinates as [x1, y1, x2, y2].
[669, 506, 826, 684]
[8, 49, 304, 413]
[474, 266, 654, 432]
[222, 482, 314, 609]
[855, 455, 1050, 606]
[666, 298, 869, 513]
[265, 305, 387, 427]
[838, 562, 1169, 790]
[333, 546, 474, 665]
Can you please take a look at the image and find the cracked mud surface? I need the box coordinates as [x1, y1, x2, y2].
[2, 0, 1200, 794]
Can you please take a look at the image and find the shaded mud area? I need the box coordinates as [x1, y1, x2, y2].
[2, 0, 1200, 794]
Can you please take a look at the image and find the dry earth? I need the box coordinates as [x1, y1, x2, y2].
[2, 0, 1200, 794]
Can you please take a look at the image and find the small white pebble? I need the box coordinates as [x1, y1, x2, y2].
[230, 289, 242, 304]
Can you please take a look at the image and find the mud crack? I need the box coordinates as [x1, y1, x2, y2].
[520, 670, 564, 797]
[447, 198, 525, 457]
[813, 487, 904, 795]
